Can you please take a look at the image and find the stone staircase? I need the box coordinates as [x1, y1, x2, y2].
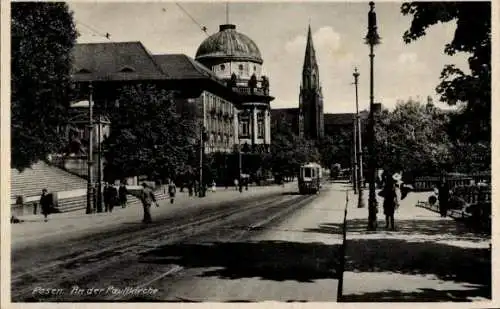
[11, 161, 87, 200]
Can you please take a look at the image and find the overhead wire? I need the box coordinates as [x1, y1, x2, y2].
[175, 3, 209, 36]
[75, 19, 111, 40]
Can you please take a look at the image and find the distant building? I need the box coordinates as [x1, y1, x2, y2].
[70, 42, 240, 155]
[272, 25, 365, 140]
[195, 23, 274, 153]
[299, 25, 324, 140]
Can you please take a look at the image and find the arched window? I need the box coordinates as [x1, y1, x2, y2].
[119, 66, 135, 73]
[220, 64, 226, 71]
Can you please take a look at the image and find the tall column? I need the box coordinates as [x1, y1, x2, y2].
[265, 108, 271, 146]
[252, 106, 258, 146]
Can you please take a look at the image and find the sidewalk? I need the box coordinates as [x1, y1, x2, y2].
[11, 182, 297, 248]
[244, 183, 491, 302]
[341, 188, 492, 302]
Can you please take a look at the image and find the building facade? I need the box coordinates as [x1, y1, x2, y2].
[195, 24, 274, 153]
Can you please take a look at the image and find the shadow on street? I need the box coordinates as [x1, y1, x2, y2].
[304, 217, 491, 301]
[139, 240, 341, 282]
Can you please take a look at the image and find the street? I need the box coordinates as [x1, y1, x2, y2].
[12, 181, 346, 302]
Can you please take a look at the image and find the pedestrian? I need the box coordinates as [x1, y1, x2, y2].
[118, 181, 128, 208]
[108, 183, 118, 212]
[188, 181, 194, 197]
[140, 182, 159, 223]
[103, 183, 111, 212]
[234, 178, 239, 191]
[168, 179, 176, 204]
[39, 188, 53, 222]
[438, 177, 450, 218]
[379, 177, 398, 230]
[211, 180, 216, 192]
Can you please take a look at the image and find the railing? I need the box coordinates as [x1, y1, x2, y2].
[413, 176, 473, 192]
[231, 86, 269, 96]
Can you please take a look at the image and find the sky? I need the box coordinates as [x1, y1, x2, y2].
[69, 1, 471, 114]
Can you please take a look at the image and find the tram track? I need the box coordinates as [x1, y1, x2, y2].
[12, 192, 318, 302]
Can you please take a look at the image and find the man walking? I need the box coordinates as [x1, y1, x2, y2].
[140, 182, 159, 223]
[168, 179, 177, 204]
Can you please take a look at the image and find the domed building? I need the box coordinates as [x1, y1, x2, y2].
[195, 24, 274, 154]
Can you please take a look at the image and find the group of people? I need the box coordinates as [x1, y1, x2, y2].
[101, 182, 129, 213]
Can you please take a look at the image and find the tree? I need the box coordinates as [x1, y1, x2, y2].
[11, 3, 78, 171]
[374, 99, 453, 178]
[401, 2, 491, 143]
[103, 84, 197, 181]
[269, 118, 320, 179]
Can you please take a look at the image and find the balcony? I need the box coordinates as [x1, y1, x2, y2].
[231, 86, 269, 96]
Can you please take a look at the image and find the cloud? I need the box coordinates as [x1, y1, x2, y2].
[284, 26, 341, 56]
[397, 52, 418, 65]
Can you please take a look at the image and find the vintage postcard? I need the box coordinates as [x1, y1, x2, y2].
[2, 0, 496, 307]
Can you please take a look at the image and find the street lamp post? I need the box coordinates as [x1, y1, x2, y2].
[199, 125, 206, 198]
[352, 116, 358, 194]
[353, 68, 365, 208]
[86, 83, 95, 214]
[365, 1, 381, 230]
[96, 103, 103, 213]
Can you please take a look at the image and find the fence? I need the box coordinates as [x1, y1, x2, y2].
[413, 175, 485, 192]
[417, 183, 491, 234]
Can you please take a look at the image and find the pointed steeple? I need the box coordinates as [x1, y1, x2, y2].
[299, 23, 324, 140]
[303, 24, 318, 75]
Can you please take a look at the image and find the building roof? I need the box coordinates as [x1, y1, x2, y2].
[271, 108, 298, 118]
[71, 41, 166, 81]
[152, 54, 222, 84]
[195, 24, 263, 65]
[324, 112, 368, 126]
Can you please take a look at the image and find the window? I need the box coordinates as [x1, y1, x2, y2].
[254, 65, 257, 72]
[220, 64, 225, 71]
[119, 66, 135, 73]
[304, 168, 312, 178]
[257, 112, 264, 138]
[258, 120, 264, 138]
[240, 119, 250, 137]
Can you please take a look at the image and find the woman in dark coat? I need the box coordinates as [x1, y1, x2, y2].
[39, 188, 52, 222]
[118, 182, 128, 208]
[381, 177, 398, 230]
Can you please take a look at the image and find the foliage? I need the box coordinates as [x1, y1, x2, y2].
[103, 84, 197, 181]
[269, 119, 320, 177]
[401, 2, 491, 143]
[318, 129, 353, 169]
[11, 3, 78, 171]
[374, 99, 453, 177]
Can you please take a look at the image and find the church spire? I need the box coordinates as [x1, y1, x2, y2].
[301, 24, 320, 90]
[303, 24, 318, 75]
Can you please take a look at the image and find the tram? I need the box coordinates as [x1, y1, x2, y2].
[298, 162, 322, 194]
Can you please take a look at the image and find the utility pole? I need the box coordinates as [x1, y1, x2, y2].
[96, 100, 103, 213]
[86, 83, 94, 214]
[352, 116, 358, 194]
[353, 68, 365, 208]
[199, 125, 206, 198]
[365, 1, 381, 230]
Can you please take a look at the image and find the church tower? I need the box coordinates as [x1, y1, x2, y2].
[299, 25, 324, 140]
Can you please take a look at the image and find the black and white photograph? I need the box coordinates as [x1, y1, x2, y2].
[4, 0, 495, 304]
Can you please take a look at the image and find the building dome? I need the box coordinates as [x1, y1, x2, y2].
[195, 24, 263, 64]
